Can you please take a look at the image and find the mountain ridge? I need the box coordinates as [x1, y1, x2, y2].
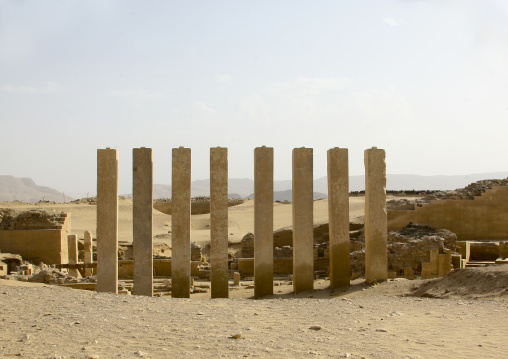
[2, 172, 507, 202]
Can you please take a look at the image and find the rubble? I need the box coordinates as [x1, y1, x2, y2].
[350, 223, 457, 275]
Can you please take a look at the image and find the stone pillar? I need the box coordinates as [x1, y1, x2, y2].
[97, 148, 119, 293]
[430, 248, 439, 276]
[327, 148, 350, 289]
[171, 147, 191, 298]
[133, 147, 153, 296]
[292, 147, 314, 293]
[210, 147, 229, 298]
[83, 230, 93, 277]
[234, 272, 240, 286]
[254, 146, 274, 298]
[67, 234, 79, 278]
[364, 147, 388, 284]
[439, 249, 452, 277]
[421, 262, 432, 279]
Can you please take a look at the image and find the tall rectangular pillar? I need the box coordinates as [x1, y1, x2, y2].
[133, 147, 153, 296]
[254, 146, 274, 298]
[292, 147, 314, 293]
[210, 147, 229, 298]
[364, 147, 388, 284]
[97, 148, 119, 293]
[327, 148, 350, 289]
[172, 147, 191, 298]
[67, 234, 79, 278]
[83, 230, 93, 277]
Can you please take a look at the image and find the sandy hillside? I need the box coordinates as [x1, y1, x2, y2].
[1, 267, 508, 358]
[0, 195, 398, 246]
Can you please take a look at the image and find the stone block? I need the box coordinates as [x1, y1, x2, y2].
[430, 248, 439, 275]
[421, 262, 432, 279]
[451, 253, 462, 270]
[456, 241, 470, 262]
[404, 267, 414, 280]
[499, 242, 508, 258]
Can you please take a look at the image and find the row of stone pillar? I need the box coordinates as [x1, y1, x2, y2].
[96, 146, 387, 297]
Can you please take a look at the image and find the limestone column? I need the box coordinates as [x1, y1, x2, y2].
[254, 146, 274, 298]
[364, 147, 388, 283]
[133, 147, 153, 296]
[210, 147, 229, 298]
[83, 230, 93, 277]
[327, 148, 350, 289]
[97, 148, 119, 293]
[292, 147, 314, 293]
[171, 147, 191, 298]
[67, 234, 79, 278]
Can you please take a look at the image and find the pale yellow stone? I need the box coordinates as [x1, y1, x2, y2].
[327, 148, 350, 289]
[83, 230, 93, 277]
[132, 147, 153, 297]
[67, 234, 79, 278]
[210, 147, 229, 298]
[171, 147, 191, 298]
[430, 248, 439, 275]
[421, 262, 432, 279]
[97, 148, 119, 294]
[292, 148, 314, 293]
[254, 146, 274, 297]
[404, 267, 414, 280]
[364, 147, 388, 283]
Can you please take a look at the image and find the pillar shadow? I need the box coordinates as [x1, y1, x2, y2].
[248, 279, 376, 300]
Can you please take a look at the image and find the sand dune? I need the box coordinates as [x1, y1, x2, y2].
[0, 195, 411, 248]
[1, 196, 373, 246]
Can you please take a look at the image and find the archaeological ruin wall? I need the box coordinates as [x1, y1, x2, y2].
[0, 211, 70, 265]
[388, 185, 508, 240]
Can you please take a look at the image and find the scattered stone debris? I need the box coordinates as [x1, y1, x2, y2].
[28, 267, 95, 285]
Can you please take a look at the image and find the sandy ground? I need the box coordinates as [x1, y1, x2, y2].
[2, 198, 508, 357]
[1, 272, 508, 359]
[0, 195, 401, 247]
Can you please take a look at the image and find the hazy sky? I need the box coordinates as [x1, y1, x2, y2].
[1, 0, 507, 197]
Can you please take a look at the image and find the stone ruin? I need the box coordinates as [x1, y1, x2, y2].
[232, 222, 458, 280]
[350, 223, 457, 277]
[0, 208, 65, 230]
[5, 145, 497, 300]
[387, 178, 508, 210]
[93, 146, 387, 298]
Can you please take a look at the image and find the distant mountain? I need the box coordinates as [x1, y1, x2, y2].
[0, 175, 73, 203]
[153, 172, 508, 199]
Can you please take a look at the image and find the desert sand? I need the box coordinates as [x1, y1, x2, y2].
[1, 197, 508, 358]
[1, 270, 508, 358]
[0, 195, 374, 245]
